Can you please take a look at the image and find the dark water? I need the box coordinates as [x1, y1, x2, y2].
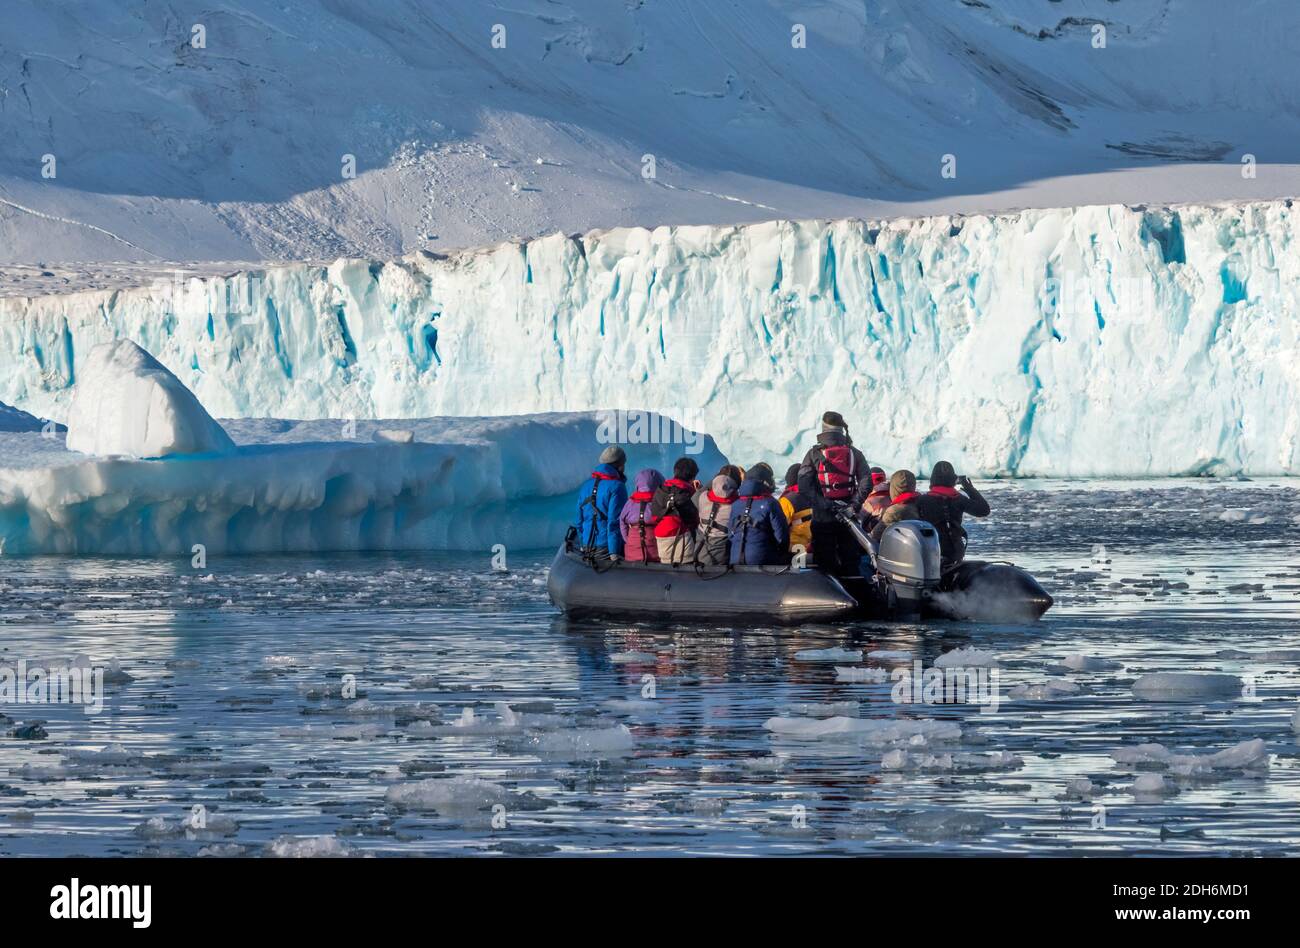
[1, 480, 1298, 856]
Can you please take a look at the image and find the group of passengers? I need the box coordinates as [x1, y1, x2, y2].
[573, 410, 990, 576]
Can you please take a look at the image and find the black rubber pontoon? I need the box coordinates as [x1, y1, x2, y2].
[927, 561, 1053, 622]
[547, 546, 858, 625]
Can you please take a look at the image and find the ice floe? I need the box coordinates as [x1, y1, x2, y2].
[1110, 738, 1269, 775]
[834, 666, 890, 683]
[764, 715, 962, 746]
[1131, 672, 1242, 701]
[793, 647, 862, 662]
[881, 749, 1024, 772]
[933, 647, 1000, 668]
[385, 775, 513, 813]
[1008, 679, 1083, 700]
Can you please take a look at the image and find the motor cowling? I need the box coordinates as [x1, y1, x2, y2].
[876, 520, 942, 600]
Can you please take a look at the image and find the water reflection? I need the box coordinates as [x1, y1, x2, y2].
[0, 480, 1297, 855]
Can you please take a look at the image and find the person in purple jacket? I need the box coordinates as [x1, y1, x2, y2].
[727, 463, 790, 566]
[618, 468, 665, 562]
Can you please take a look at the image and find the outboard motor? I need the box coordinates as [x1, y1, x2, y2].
[875, 520, 942, 609]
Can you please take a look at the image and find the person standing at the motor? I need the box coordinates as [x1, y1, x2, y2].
[796, 411, 872, 576]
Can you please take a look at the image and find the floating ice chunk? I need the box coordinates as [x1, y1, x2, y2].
[527, 724, 634, 757]
[881, 749, 1022, 772]
[608, 651, 657, 664]
[1064, 778, 1098, 798]
[1131, 673, 1242, 701]
[691, 798, 728, 816]
[794, 647, 862, 662]
[1292, 706, 1300, 734]
[1062, 654, 1122, 672]
[134, 816, 185, 838]
[1216, 648, 1300, 662]
[101, 659, 134, 684]
[1111, 738, 1269, 774]
[1218, 508, 1249, 523]
[63, 743, 142, 767]
[436, 706, 512, 735]
[65, 340, 235, 458]
[373, 429, 414, 444]
[934, 647, 999, 668]
[896, 809, 1002, 840]
[267, 835, 353, 857]
[764, 716, 961, 746]
[1009, 679, 1082, 700]
[385, 775, 512, 812]
[741, 756, 785, 771]
[198, 843, 250, 858]
[867, 650, 913, 661]
[834, 666, 889, 683]
[262, 655, 300, 667]
[1133, 773, 1174, 795]
[341, 699, 440, 721]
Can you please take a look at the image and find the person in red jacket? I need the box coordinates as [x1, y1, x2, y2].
[796, 411, 872, 575]
[862, 466, 891, 522]
[652, 457, 701, 564]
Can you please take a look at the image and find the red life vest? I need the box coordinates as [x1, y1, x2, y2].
[653, 478, 696, 538]
[891, 490, 921, 505]
[927, 485, 960, 498]
[816, 446, 858, 500]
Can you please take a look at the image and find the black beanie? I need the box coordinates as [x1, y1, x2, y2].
[673, 457, 699, 481]
[784, 463, 800, 487]
[929, 460, 957, 488]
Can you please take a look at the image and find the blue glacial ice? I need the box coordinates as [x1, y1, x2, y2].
[2, 203, 1297, 477]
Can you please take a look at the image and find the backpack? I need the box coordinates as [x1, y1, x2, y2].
[816, 445, 857, 501]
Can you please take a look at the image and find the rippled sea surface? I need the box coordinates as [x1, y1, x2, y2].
[2, 479, 1299, 857]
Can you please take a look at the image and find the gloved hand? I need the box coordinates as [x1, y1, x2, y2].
[958, 475, 974, 490]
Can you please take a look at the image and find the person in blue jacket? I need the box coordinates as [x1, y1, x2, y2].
[574, 445, 629, 562]
[727, 463, 790, 566]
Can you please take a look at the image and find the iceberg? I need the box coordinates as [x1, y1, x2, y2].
[65, 340, 235, 458]
[2, 202, 1298, 476]
[0, 407, 724, 555]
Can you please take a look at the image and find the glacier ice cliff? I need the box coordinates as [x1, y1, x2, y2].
[1, 201, 1297, 477]
[0, 413, 724, 555]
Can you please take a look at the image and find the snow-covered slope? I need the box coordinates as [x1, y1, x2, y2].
[2, 201, 1297, 477]
[0, 412, 724, 555]
[2, 0, 1299, 268]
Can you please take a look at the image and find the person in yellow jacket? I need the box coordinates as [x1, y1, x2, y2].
[779, 464, 813, 555]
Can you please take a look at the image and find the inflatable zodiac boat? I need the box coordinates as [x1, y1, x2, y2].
[548, 519, 1053, 625]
